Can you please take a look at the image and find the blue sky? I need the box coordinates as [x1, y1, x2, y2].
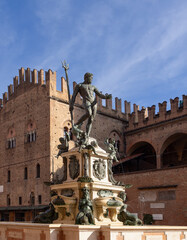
[0, 0, 187, 112]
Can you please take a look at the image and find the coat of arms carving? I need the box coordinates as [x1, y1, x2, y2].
[69, 155, 80, 179]
[93, 159, 106, 180]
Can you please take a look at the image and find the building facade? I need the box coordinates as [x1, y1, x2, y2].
[0, 67, 186, 225]
[114, 95, 187, 226]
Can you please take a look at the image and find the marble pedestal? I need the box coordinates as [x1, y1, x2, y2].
[51, 144, 125, 226]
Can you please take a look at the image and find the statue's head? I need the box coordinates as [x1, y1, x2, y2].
[84, 72, 93, 84]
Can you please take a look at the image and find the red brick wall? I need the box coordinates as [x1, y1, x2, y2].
[115, 167, 187, 226]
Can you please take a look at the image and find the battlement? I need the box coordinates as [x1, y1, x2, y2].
[126, 95, 187, 131]
[0, 67, 57, 110]
[0, 68, 130, 121]
[1, 68, 186, 126]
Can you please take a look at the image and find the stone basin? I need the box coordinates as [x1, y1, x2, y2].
[94, 196, 123, 207]
[62, 196, 77, 205]
[52, 195, 77, 206]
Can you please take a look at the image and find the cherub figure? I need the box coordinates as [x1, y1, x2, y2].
[75, 187, 94, 225]
[105, 138, 119, 162]
[56, 132, 70, 158]
[105, 138, 125, 186]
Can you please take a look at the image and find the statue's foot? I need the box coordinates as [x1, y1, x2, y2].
[74, 123, 83, 129]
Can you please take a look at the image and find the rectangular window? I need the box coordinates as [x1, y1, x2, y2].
[19, 197, 22, 205]
[38, 195, 42, 204]
[36, 164, 40, 178]
[7, 138, 16, 149]
[24, 167, 28, 180]
[158, 190, 176, 201]
[7, 170, 10, 182]
[27, 131, 36, 143]
[27, 134, 31, 143]
[32, 132, 36, 142]
[8, 140, 12, 149]
[7, 195, 10, 206]
[12, 138, 16, 148]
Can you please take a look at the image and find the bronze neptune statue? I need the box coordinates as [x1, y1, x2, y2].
[62, 61, 111, 141]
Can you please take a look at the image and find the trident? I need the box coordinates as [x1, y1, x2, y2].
[62, 60, 74, 125]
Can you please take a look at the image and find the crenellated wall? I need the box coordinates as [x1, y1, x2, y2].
[1, 68, 186, 157]
[0, 68, 130, 122]
[0, 67, 56, 110]
[125, 95, 187, 131]
[1, 68, 186, 129]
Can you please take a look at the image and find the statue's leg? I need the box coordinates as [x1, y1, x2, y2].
[76, 107, 91, 126]
[92, 103, 97, 119]
[86, 104, 97, 137]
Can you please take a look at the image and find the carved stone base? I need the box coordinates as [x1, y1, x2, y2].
[51, 181, 125, 226]
[51, 144, 126, 225]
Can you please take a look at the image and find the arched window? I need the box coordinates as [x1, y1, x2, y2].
[24, 167, 28, 180]
[19, 197, 22, 205]
[38, 195, 42, 204]
[26, 121, 36, 143]
[7, 128, 16, 149]
[36, 164, 40, 178]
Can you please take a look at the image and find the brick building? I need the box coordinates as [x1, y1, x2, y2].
[114, 95, 187, 226]
[0, 67, 186, 225]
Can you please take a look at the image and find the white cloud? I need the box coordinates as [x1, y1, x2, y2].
[34, 0, 70, 36]
[0, 0, 186, 108]
[95, 2, 187, 101]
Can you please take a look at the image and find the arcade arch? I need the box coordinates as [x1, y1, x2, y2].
[123, 141, 157, 173]
[161, 133, 187, 168]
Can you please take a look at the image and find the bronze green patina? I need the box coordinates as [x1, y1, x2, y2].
[56, 132, 70, 159]
[35, 61, 144, 226]
[75, 187, 95, 225]
[97, 190, 113, 198]
[52, 196, 65, 205]
[33, 203, 58, 223]
[117, 191, 143, 225]
[107, 197, 123, 207]
[62, 61, 111, 145]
